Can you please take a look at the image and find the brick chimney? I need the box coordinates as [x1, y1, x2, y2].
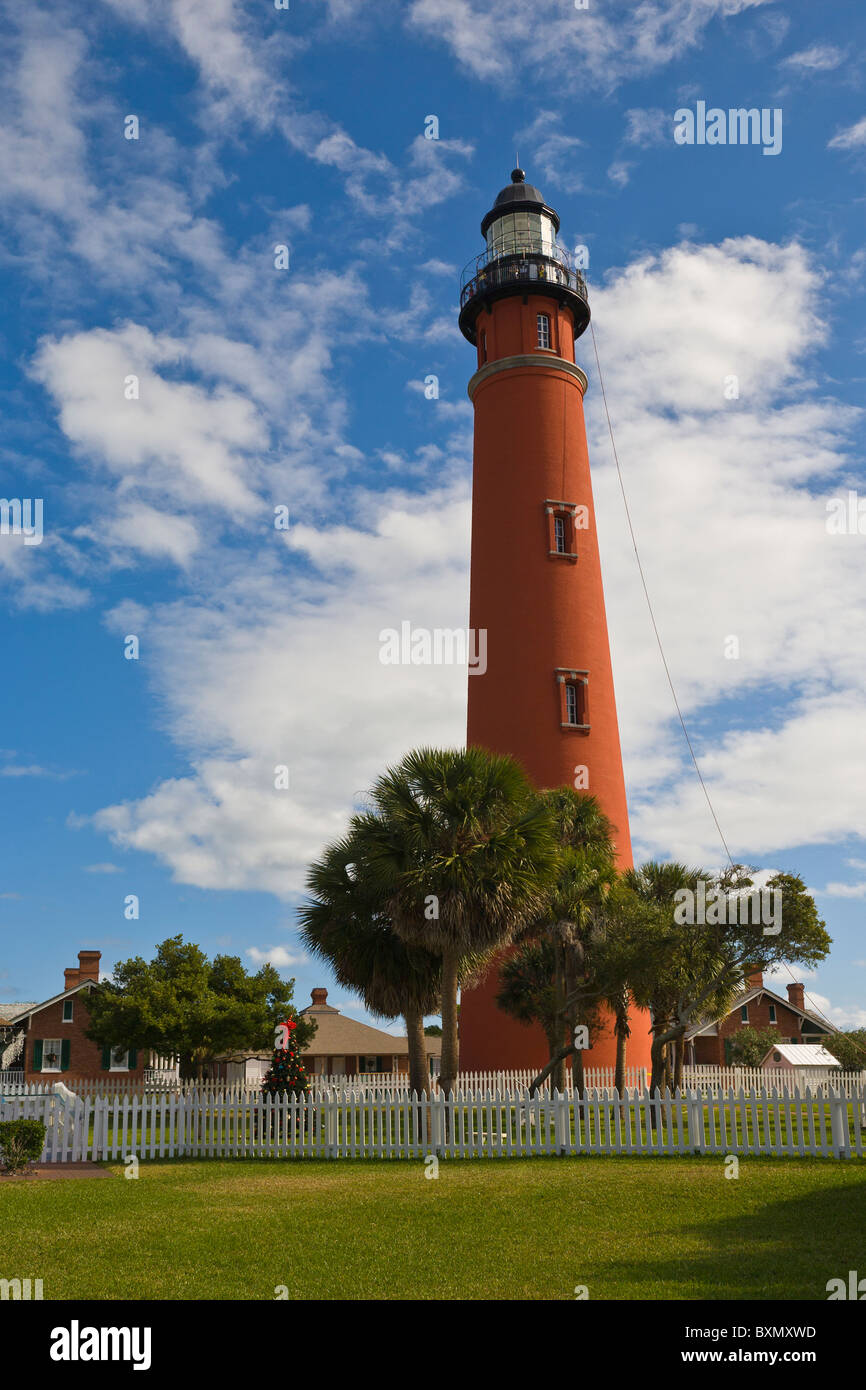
[77, 950, 101, 984]
[747, 968, 763, 989]
[310, 988, 328, 1006]
[787, 982, 805, 1011]
[64, 967, 80, 991]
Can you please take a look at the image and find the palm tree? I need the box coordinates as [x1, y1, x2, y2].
[620, 860, 705, 1094]
[345, 747, 558, 1096]
[520, 790, 617, 1093]
[299, 837, 440, 1097]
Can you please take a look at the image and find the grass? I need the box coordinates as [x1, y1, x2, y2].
[4, 1155, 866, 1300]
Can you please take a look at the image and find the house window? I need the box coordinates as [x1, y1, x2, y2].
[537, 314, 551, 350]
[110, 1047, 129, 1072]
[768, 1004, 776, 1024]
[557, 670, 589, 730]
[360, 1054, 381, 1073]
[62, 999, 74, 1022]
[740, 1006, 749, 1023]
[42, 1038, 63, 1072]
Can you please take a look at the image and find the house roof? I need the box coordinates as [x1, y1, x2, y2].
[685, 984, 834, 1041]
[297, 991, 441, 1057]
[0, 1002, 38, 1024]
[761, 1045, 845, 1061]
[761, 1044, 841, 1067]
[212, 993, 442, 1064]
[4, 980, 97, 1026]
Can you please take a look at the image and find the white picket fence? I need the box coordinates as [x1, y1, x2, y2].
[4, 1064, 866, 1101]
[2, 1084, 865, 1163]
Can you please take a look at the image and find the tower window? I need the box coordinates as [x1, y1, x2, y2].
[556, 669, 589, 730]
[544, 500, 579, 560]
[480, 331, 487, 364]
[536, 314, 551, 350]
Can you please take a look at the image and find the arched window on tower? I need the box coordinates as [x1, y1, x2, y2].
[544, 501, 579, 561]
[556, 669, 589, 731]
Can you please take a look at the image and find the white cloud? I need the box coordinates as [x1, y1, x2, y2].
[516, 113, 584, 192]
[829, 117, 866, 150]
[582, 239, 862, 863]
[821, 881, 866, 899]
[623, 107, 670, 147]
[32, 325, 265, 516]
[246, 946, 310, 969]
[86, 481, 472, 896]
[83, 863, 123, 874]
[607, 162, 632, 188]
[781, 44, 846, 72]
[407, 0, 773, 88]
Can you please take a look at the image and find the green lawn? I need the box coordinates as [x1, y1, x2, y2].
[4, 1156, 866, 1300]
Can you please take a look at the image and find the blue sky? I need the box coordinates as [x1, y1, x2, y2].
[2, 0, 866, 1035]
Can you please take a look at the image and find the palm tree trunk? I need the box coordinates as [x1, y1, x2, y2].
[405, 1002, 430, 1098]
[573, 1050, 585, 1099]
[439, 947, 460, 1096]
[543, 1022, 566, 1093]
[614, 1008, 628, 1094]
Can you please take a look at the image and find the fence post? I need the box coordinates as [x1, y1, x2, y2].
[830, 1090, 850, 1158]
[687, 1089, 705, 1154]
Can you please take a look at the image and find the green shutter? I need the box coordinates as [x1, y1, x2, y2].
[60, 1039, 71, 1072]
[33, 1039, 43, 1072]
[128, 1047, 138, 1071]
[376, 1055, 383, 1073]
[101, 1045, 111, 1071]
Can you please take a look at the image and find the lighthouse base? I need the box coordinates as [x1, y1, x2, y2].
[459, 961, 653, 1075]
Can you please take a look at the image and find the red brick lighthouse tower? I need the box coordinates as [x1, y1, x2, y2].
[458, 168, 651, 1072]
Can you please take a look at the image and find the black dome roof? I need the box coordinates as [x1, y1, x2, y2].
[480, 168, 561, 237]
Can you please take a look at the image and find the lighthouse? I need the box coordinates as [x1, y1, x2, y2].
[458, 168, 651, 1072]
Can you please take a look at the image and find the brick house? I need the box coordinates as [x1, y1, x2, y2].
[11, 950, 149, 1084]
[685, 971, 836, 1066]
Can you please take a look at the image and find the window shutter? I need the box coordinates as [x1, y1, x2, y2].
[376, 1055, 383, 1073]
[60, 1039, 71, 1071]
[128, 1047, 138, 1071]
[101, 1045, 111, 1071]
[33, 1039, 43, 1072]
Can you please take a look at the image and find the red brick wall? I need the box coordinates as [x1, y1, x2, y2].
[23, 992, 146, 1083]
[693, 996, 805, 1066]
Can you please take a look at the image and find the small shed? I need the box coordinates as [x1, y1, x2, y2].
[761, 1043, 841, 1086]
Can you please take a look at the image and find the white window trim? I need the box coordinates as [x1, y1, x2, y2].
[110, 1047, 130, 1072]
[62, 999, 74, 1022]
[42, 1038, 63, 1072]
[536, 313, 551, 350]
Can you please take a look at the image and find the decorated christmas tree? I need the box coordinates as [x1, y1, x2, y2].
[261, 1020, 310, 1099]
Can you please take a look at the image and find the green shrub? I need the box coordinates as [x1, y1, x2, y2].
[0, 1119, 46, 1174]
